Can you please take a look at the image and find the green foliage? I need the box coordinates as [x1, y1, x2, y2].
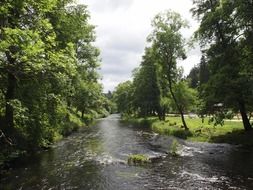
[122, 116, 158, 128]
[192, 0, 253, 130]
[171, 81, 198, 113]
[131, 48, 161, 117]
[0, 0, 108, 164]
[127, 154, 150, 165]
[113, 81, 134, 116]
[170, 139, 180, 156]
[114, 11, 194, 125]
[147, 10, 190, 129]
[187, 66, 199, 89]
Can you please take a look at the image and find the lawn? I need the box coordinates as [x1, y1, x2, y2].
[127, 116, 253, 146]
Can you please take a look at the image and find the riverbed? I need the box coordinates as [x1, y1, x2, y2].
[1, 114, 253, 189]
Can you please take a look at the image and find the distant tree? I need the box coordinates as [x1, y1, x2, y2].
[187, 66, 199, 89]
[132, 48, 162, 118]
[113, 81, 134, 116]
[105, 91, 113, 99]
[199, 55, 209, 85]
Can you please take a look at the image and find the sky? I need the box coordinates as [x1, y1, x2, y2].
[77, 0, 201, 92]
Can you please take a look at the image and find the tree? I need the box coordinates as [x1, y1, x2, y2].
[132, 47, 162, 118]
[0, 0, 73, 140]
[171, 81, 198, 114]
[113, 81, 134, 116]
[199, 55, 209, 85]
[0, 0, 104, 155]
[192, 0, 253, 130]
[148, 10, 189, 130]
[187, 66, 199, 89]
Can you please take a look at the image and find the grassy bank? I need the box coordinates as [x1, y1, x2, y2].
[125, 116, 253, 146]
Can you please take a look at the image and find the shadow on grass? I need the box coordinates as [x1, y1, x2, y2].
[152, 123, 193, 139]
[172, 129, 193, 139]
[210, 129, 253, 146]
[121, 117, 158, 128]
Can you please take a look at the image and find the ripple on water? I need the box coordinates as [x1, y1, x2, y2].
[177, 145, 204, 157]
[2, 115, 253, 190]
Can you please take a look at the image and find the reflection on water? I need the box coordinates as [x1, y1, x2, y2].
[1, 114, 253, 189]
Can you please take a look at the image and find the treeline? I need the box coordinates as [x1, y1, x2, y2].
[113, 0, 253, 131]
[113, 11, 197, 130]
[0, 0, 111, 161]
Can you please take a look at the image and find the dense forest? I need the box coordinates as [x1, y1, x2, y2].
[0, 0, 112, 164]
[113, 0, 253, 130]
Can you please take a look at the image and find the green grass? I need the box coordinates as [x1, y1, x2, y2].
[122, 116, 158, 127]
[127, 154, 150, 165]
[170, 139, 181, 156]
[128, 116, 253, 146]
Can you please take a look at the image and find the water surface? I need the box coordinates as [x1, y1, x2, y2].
[1, 114, 253, 189]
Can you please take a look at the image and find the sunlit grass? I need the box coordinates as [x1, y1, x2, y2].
[127, 116, 253, 146]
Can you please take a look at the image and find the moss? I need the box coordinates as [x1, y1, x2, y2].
[127, 154, 150, 165]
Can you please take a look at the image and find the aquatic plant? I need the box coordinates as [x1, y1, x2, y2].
[127, 154, 150, 165]
[170, 139, 180, 156]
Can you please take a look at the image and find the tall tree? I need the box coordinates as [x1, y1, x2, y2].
[0, 0, 103, 152]
[192, 0, 253, 130]
[148, 11, 189, 130]
[132, 47, 162, 118]
[199, 55, 209, 85]
[0, 0, 68, 138]
[187, 66, 199, 89]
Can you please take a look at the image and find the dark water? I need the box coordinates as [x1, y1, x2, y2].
[1, 114, 253, 189]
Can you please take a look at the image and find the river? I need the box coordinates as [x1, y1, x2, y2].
[1, 114, 253, 189]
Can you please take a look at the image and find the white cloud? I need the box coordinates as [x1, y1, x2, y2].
[77, 0, 201, 92]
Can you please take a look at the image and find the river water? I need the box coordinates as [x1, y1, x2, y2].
[1, 114, 253, 189]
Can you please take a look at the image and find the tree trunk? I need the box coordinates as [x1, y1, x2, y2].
[166, 56, 188, 130]
[81, 110, 84, 119]
[4, 50, 17, 136]
[238, 100, 252, 131]
[4, 72, 16, 135]
[161, 106, 166, 121]
[157, 106, 163, 121]
[168, 83, 189, 130]
[179, 109, 188, 130]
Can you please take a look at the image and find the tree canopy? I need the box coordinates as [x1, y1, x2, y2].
[113, 11, 197, 128]
[0, 0, 109, 158]
[192, 0, 253, 130]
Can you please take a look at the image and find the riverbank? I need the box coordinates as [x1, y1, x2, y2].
[123, 116, 253, 146]
[2, 114, 253, 189]
[0, 110, 109, 172]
